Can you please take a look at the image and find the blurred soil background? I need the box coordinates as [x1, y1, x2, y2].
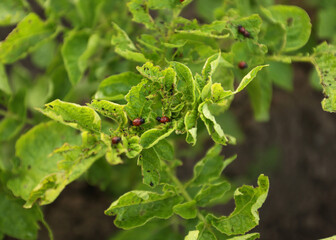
[1, 0, 336, 239]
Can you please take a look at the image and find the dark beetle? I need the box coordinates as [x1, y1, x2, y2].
[238, 25, 251, 38]
[158, 116, 170, 124]
[132, 118, 145, 126]
[111, 136, 121, 144]
[238, 61, 248, 69]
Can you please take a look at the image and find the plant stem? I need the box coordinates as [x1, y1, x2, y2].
[163, 162, 208, 224]
[37, 207, 54, 240]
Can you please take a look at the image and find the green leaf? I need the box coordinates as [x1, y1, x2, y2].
[267, 61, 293, 91]
[0, 63, 11, 95]
[195, 222, 217, 240]
[207, 175, 269, 235]
[99, 133, 142, 164]
[190, 144, 236, 186]
[268, 5, 311, 52]
[24, 142, 105, 208]
[176, 21, 231, 39]
[95, 72, 143, 101]
[140, 123, 176, 149]
[211, 64, 269, 104]
[61, 31, 90, 85]
[202, 53, 222, 85]
[320, 236, 336, 240]
[259, 8, 286, 53]
[173, 200, 197, 219]
[111, 219, 182, 240]
[126, 136, 143, 159]
[0, 0, 27, 26]
[127, 0, 155, 30]
[184, 230, 199, 240]
[31, 40, 56, 69]
[138, 148, 161, 187]
[152, 139, 174, 162]
[195, 181, 231, 207]
[89, 99, 128, 126]
[228, 14, 262, 40]
[317, 8, 336, 40]
[0, 188, 42, 240]
[0, 118, 24, 142]
[124, 80, 156, 120]
[7, 121, 81, 201]
[148, 0, 181, 9]
[246, 70, 272, 121]
[0, 91, 26, 141]
[44, 0, 81, 27]
[198, 102, 235, 145]
[112, 22, 148, 62]
[226, 233, 260, 240]
[137, 63, 176, 89]
[100, 133, 124, 165]
[104, 189, 183, 229]
[170, 61, 196, 104]
[78, 33, 100, 70]
[184, 109, 198, 145]
[0, 13, 55, 64]
[195, 0, 222, 22]
[312, 42, 336, 112]
[37, 99, 101, 132]
[309, 68, 323, 91]
[75, 0, 102, 27]
[137, 34, 163, 56]
[236, 65, 269, 93]
[26, 75, 53, 108]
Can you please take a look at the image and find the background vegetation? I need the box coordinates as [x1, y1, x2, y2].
[0, 0, 335, 239]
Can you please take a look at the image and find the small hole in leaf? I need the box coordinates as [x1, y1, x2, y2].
[287, 18, 293, 27]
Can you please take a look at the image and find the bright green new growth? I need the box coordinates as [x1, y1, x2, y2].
[1, 0, 335, 239]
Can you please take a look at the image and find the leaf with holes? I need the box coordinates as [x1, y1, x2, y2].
[104, 189, 182, 229]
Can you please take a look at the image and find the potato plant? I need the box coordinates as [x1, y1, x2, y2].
[0, 0, 335, 239]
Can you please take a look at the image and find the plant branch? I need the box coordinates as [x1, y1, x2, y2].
[163, 161, 208, 225]
[37, 207, 54, 240]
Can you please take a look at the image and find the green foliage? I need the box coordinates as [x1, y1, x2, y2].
[0, 0, 27, 26]
[7, 121, 81, 202]
[105, 189, 183, 229]
[267, 5, 312, 52]
[0, 0, 334, 239]
[37, 99, 101, 132]
[312, 43, 336, 112]
[206, 175, 269, 235]
[0, 13, 56, 64]
[0, 187, 42, 240]
[111, 22, 148, 63]
[95, 72, 143, 101]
